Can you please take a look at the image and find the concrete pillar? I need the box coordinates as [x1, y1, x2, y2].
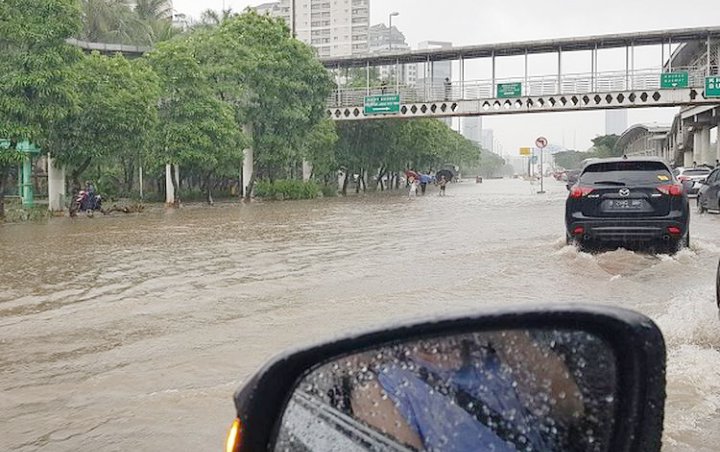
[165, 164, 175, 205]
[302, 160, 313, 182]
[242, 124, 254, 197]
[47, 155, 66, 212]
[684, 149, 694, 168]
[695, 128, 711, 166]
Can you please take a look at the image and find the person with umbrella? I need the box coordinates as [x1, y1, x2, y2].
[419, 173, 433, 195]
[439, 175, 448, 197]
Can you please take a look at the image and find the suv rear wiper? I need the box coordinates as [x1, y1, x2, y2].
[593, 181, 626, 186]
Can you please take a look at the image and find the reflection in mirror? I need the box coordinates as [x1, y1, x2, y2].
[274, 329, 617, 452]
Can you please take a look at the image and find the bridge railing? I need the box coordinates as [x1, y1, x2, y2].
[327, 66, 710, 108]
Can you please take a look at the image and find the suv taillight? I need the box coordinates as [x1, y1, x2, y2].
[657, 184, 683, 197]
[569, 186, 594, 199]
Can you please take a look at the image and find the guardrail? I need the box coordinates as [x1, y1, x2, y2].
[328, 66, 714, 108]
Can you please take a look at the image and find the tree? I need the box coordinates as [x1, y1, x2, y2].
[198, 8, 237, 28]
[195, 12, 333, 196]
[80, 0, 146, 44]
[591, 134, 621, 158]
[48, 53, 161, 193]
[0, 0, 82, 217]
[148, 37, 245, 204]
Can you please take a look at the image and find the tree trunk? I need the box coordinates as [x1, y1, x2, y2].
[0, 169, 6, 219]
[395, 172, 400, 190]
[70, 157, 92, 195]
[244, 173, 256, 200]
[124, 158, 135, 194]
[341, 171, 349, 196]
[376, 166, 386, 191]
[170, 164, 180, 207]
[205, 171, 214, 205]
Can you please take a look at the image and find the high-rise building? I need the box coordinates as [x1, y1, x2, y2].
[461, 117, 483, 144]
[416, 41, 453, 125]
[481, 130, 495, 153]
[368, 23, 416, 85]
[254, 0, 370, 58]
[606, 110, 628, 136]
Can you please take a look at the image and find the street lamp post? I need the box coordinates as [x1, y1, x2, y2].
[388, 12, 399, 50]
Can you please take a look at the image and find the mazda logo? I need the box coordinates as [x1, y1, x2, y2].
[619, 189, 630, 197]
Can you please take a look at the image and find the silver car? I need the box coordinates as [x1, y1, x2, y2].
[673, 167, 712, 196]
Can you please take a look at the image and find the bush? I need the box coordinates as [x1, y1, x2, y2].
[2, 203, 51, 223]
[320, 185, 338, 198]
[254, 180, 321, 200]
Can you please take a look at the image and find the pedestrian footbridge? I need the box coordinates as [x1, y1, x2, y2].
[321, 27, 720, 121]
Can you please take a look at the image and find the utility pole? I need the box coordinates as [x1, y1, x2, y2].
[388, 12, 399, 50]
[292, 0, 297, 38]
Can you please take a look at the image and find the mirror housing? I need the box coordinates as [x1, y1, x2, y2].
[232, 305, 666, 451]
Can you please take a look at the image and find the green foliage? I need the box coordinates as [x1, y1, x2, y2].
[148, 37, 245, 175]
[0, 0, 82, 143]
[554, 150, 592, 170]
[50, 53, 160, 181]
[1, 202, 52, 223]
[255, 180, 321, 200]
[591, 134, 621, 157]
[554, 135, 622, 170]
[200, 12, 333, 179]
[79, 0, 181, 45]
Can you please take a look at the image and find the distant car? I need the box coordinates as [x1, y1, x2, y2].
[697, 167, 720, 213]
[565, 170, 581, 190]
[673, 167, 712, 196]
[566, 157, 690, 252]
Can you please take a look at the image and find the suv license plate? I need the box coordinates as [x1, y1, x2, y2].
[612, 200, 643, 209]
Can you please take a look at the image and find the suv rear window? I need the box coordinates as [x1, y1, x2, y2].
[580, 161, 673, 186]
[682, 169, 711, 176]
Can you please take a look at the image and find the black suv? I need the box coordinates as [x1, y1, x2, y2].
[565, 157, 690, 252]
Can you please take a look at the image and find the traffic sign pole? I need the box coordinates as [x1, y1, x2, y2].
[535, 137, 548, 194]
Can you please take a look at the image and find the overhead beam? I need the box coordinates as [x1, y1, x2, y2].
[320, 26, 720, 68]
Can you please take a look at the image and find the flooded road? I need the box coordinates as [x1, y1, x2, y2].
[1, 178, 719, 451]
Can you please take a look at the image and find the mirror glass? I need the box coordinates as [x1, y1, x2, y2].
[274, 329, 618, 452]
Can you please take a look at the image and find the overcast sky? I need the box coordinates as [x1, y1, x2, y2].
[171, 0, 718, 156]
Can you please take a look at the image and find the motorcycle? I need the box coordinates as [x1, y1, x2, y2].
[69, 190, 103, 217]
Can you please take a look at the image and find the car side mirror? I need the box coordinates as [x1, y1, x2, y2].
[227, 305, 666, 452]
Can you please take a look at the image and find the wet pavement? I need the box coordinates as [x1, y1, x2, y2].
[1, 178, 719, 451]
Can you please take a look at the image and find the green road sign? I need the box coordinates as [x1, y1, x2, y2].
[706, 76, 720, 98]
[497, 82, 522, 98]
[660, 71, 689, 89]
[364, 94, 401, 115]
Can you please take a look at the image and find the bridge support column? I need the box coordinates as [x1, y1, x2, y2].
[715, 126, 720, 164]
[684, 149, 694, 168]
[47, 155, 66, 212]
[696, 128, 711, 166]
[302, 160, 313, 181]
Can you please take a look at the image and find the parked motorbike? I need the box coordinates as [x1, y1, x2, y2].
[69, 190, 103, 217]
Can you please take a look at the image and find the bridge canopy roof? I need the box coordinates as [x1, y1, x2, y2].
[616, 123, 672, 152]
[321, 27, 720, 68]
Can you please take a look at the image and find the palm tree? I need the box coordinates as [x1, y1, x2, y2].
[132, 0, 181, 44]
[80, 0, 148, 44]
[134, 0, 173, 22]
[199, 8, 236, 28]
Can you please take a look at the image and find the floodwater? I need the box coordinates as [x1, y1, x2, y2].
[1, 179, 718, 451]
